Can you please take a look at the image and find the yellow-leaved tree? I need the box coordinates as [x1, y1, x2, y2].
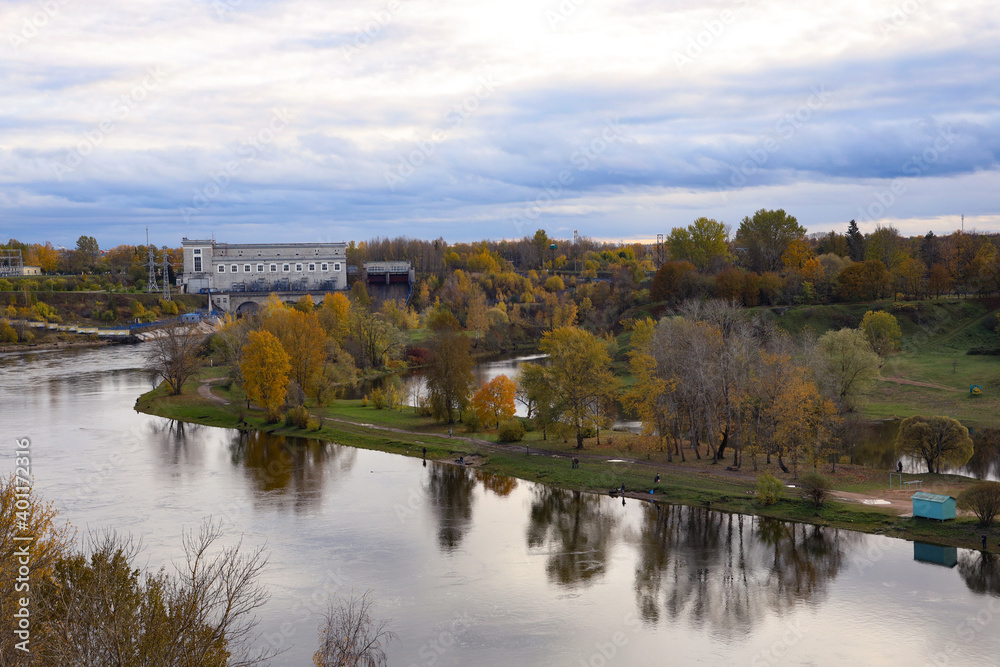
[262, 308, 327, 403]
[241, 330, 291, 422]
[319, 292, 351, 345]
[471, 375, 517, 429]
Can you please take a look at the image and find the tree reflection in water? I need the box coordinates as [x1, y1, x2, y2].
[631, 503, 851, 634]
[426, 463, 477, 553]
[526, 487, 616, 587]
[958, 551, 1000, 596]
[474, 470, 518, 498]
[228, 431, 355, 510]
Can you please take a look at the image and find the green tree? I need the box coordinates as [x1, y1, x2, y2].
[846, 219, 865, 261]
[798, 472, 831, 508]
[895, 415, 974, 474]
[241, 329, 292, 421]
[816, 328, 880, 410]
[426, 329, 476, 423]
[860, 310, 902, 358]
[734, 209, 806, 274]
[539, 326, 619, 449]
[667, 217, 731, 270]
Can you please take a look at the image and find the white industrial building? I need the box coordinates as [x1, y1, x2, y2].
[179, 239, 348, 295]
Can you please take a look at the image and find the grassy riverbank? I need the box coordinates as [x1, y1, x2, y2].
[134, 376, 999, 552]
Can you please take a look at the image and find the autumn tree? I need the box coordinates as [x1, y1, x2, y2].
[539, 326, 618, 449]
[734, 209, 806, 274]
[241, 330, 291, 421]
[262, 308, 327, 402]
[667, 217, 731, 269]
[319, 292, 352, 345]
[34, 521, 273, 667]
[471, 375, 517, 429]
[517, 362, 556, 439]
[426, 328, 476, 423]
[0, 475, 74, 662]
[860, 310, 902, 358]
[815, 328, 880, 411]
[466, 289, 489, 346]
[895, 415, 974, 474]
[147, 324, 205, 395]
[650, 261, 696, 303]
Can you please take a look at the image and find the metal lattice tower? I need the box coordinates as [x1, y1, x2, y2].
[146, 228, 159, 293]
[161, 246, 171, 301]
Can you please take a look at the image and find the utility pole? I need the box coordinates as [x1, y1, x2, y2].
[146, 227, 159, 293]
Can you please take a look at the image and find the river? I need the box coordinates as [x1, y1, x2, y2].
[3, 345, 1000, 665]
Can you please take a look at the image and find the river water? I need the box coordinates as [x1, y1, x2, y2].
[3, 345, 1000, 665]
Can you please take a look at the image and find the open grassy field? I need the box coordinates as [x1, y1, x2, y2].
[769, 298, 1000, 427]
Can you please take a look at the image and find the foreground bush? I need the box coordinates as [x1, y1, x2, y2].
[799, 472, 831, 508]
[755, 473, 784, 506]
[497, 419, 525, 443]
[958, 482, 1000, 526]
[285, 404, 310, 429]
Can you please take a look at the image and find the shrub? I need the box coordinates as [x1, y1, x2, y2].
[798, 472, 831, 508]
[370, 388, 386, 410]
[361, 394, 369, 408]
[307, 419, 320, 431]
[497, 419, 525, 443]
[0, 320, 17, 343]
[755, 473, 784, 506]
[958, 482, 1000, 526]
[464, 411, 481, 433]
[160, 299, 179, 316]
[0, 278, 12, 291]
[284, 404, 310, 429]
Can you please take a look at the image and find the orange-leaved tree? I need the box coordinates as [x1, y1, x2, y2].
[471, 375, 517, 429]
[241, 330, 291, 422]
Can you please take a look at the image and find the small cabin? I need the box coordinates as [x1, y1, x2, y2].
[911, 492, 956, 521]
[181, 313, 201, 324]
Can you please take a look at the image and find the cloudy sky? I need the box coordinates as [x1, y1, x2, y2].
[2, 0, 998, 248]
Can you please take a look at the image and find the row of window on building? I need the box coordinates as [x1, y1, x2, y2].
[190, 257, 341, 274]
[214, 261, 342, 274]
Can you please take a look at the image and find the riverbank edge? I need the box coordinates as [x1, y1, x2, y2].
[134, 383, 999, 552]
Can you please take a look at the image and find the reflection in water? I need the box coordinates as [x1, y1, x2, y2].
[958, 551, 1000, 596]
[526, 487, 616, 587]
[474, 470, 518, 497]
[631, 504, 851, 634]
[425, 463, 476, 553]
[228, 431, 355, 511]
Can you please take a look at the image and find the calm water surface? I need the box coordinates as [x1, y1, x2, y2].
[3, 346, 1000, 665]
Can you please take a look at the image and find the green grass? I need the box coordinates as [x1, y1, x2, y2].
[767, 298, 1000, 427]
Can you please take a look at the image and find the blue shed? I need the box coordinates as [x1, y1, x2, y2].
[911, 492, 956, 521]
[181, 313, 201, 324]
